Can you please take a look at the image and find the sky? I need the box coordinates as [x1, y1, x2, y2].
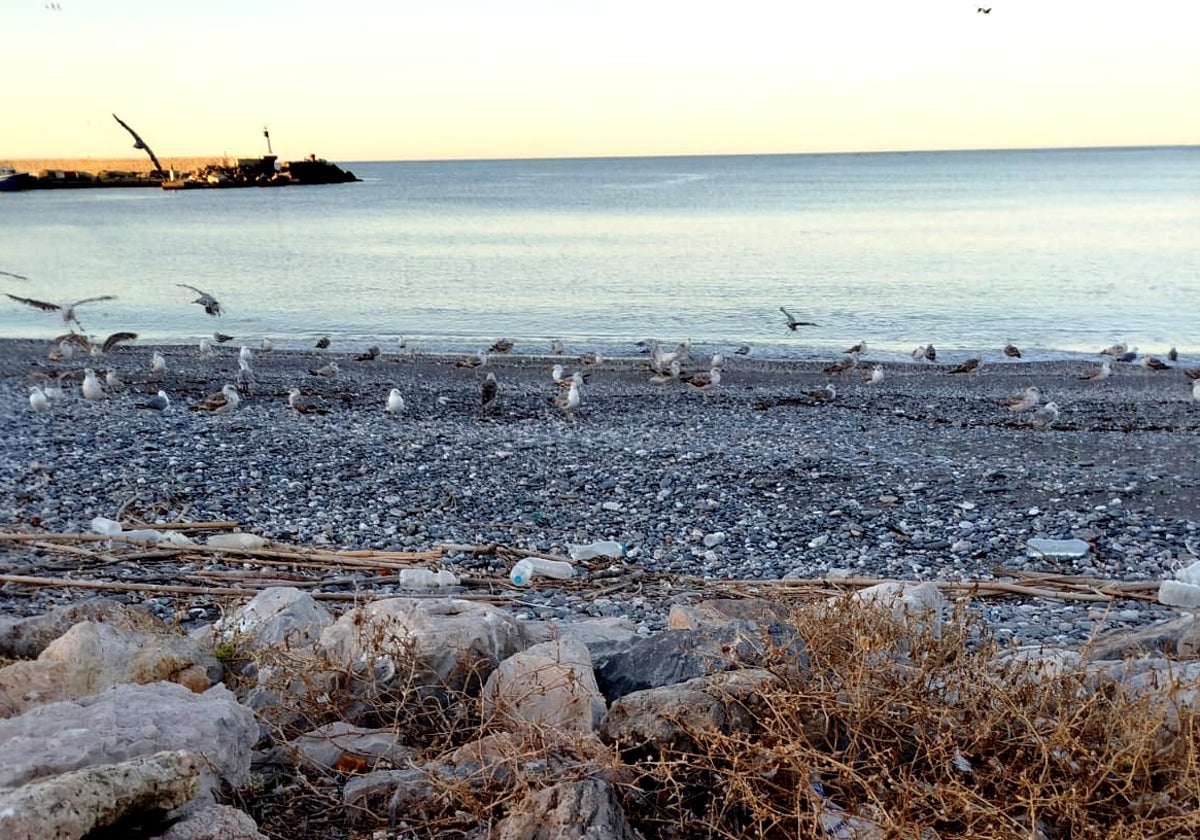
[4, 0, 1199, 162]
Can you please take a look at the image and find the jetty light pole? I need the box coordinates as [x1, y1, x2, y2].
[263, 126, 273, 155]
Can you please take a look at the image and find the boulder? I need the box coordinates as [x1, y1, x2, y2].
[667, 598, 794, 632]
[290, 721, 414, 772]
[523, 618, 639, 671]
[0, 621, 220, 717]
[483, 637, 606, 732]
[0, 749, 204, 840]
[495, 778, 637, 840]
[602, 668, 781, 754]
[319, 598, 525, 690]
[0, 682, 257, 794]
[845, 581, 944, 635]
[151, 803, 267, 840]
[1087, 614, 1200, 661]
[207, 586, 332, 653]
[0, 598, 161, 659]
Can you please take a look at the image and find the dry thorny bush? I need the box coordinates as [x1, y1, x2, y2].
[221, 598, 1200, 839]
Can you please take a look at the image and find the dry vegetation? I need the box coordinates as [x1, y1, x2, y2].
[6, 157, 225, 175]
[225, 599, 1200, 840]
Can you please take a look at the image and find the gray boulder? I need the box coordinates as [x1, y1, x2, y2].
[151, 803, 267, 840]
[207, 586, 332, 653]
[484, 637, 607, 732]
[0, 598, 161, 659]
[495, 778, 637, 840]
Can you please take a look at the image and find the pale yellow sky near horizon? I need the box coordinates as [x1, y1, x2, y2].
[5, 0, 1199, 162]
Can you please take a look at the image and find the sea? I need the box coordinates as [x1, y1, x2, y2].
[2, 145, 1198, 361]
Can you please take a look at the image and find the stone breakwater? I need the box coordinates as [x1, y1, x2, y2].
[1, 338, 1199, 647]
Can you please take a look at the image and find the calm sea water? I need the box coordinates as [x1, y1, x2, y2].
[2, 146, 1197, 360]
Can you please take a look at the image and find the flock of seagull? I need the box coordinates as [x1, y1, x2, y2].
[7, 283, 1200, 424]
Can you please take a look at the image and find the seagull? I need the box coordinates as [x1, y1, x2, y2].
[1100, 342, 1127, 357]
[1193, 379, 1200, 403]
[236, 359, 254, 396]
[684, 367, 722, 393]
[804, 384, 837, 404]
[481, 372, 498, 413]
[138, 390, 170, 411]
[28, 386, 49, 412]
[734, 344, 751, 356]
[579, 351, 603, 367]
[81, 368, 104, 402]
[177, 284, 222, 316]
[41, 374, 64, 402]
[924, 344, 937, 362]
[779, 307, 818, 331]
[1140, 355, 1171, 371]
[260, 337, 273, 352]
[198, 338, 214, 357]
[150, 351, 167, 376]
[213, 332, 234, 344]
[824, 355, 858, 375]
[356, 345, 381, 361]
[1167, 346, 1178, 362]
[288, 388, 327, 415]
[865, 365, 885, 385]
[997, 386, 1040, 413]
[1116, 347, 1139, 363]
[47, 340, 75, 362]
[911, 345, 927, 361]
[711, 351, 725, 369]
[191, 384, 240, 414]
[455, 351, 488, 369]
[549, 338, 565, 355]
[104, 369, 123, 390]
[552, 374, 581, 419]
[5, 293, 116, 330]
[309, 361, 339, 378]
[489, 338, 514, 354]
[99, 331, 137, 354]
[551, 364, 566, 385]
[0, 270, 29, 280]
[948, 355, 982, 375]
[386, 388, 406, 415]
[1029, 402, 1059, 429]
[651, 341, 691, 373]
[1184, 368, 1200, 381]
[649, 359, 682, 385]
[1003, 343, 1022, 359]
[238, 345, 252, 364]
[978, 7, 991, 13]
[315, 335, 331, 351]
[844, 340, 867, 356]
[1080, 360, 1112, 381]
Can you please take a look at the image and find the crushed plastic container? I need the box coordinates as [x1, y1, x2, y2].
[206, 533, 266, 550]
[567, 541, 625, 561]
[1026, 538, 1091, 559]
[90, 516, 122, 537]
[510, 557, 575, 586]
[1159, 580, 1200, 609]
[1175, 560, 1200, 586]
[118, 529, 162, 543]
[160, 531, 195, 547]
[398, 568, 460, 588]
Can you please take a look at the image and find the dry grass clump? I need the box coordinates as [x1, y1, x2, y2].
[619, 599, 1200, 840]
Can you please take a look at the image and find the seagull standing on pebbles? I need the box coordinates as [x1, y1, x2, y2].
[288, 388, 327, 415]
[456, 351, 488, 369]
[844, 340, 867, 356]
[684, 367, 722, 394]
[150, 351, 167, 377]
[824, 355, 858, 375]
[1003, 343, 1022, 358]
[1192, 379, 1200, 403]
[948, 355, 982, 375]
[997, 386, 1040, 413]
[1100, 342, 1127, 357]
[176, 284, 222, 317]
[481, 373, 498, 414]
[104, 369, 123, 391]
[199, 338, 214, 356]
[649, 359, 681, 385]
[238, 346, 252, 364]
[236, 359, 254, 396]
[550, 338, 565, 355]
[213, 332, 234, 344]
[865, 365, 884, 385]
[191, 384, 240, 414]
[82, 368, 104, 402]
[1140, 355, 1171, 371]
[260, 337, 273, 352]
[29, 386, 49, 412]
[1029, 402, 1059, 429]
[489, 338, 514, 354]
[315, 335, 331, 351]
[805, 384, 837, 404]
[356, 345, 381, 361]
[138, 390, 170, 411]
[1080, 360, 1112, 381]
[310, 361, 339, 378]
[387, 388, 406, 415]
[552, 373, 582, 419]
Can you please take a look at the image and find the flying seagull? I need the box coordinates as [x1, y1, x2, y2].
[978, 7, 991, 13]
[190, 384, 240, 414]
[779, 307, 818, 331]
[948, 355, 982, 375]
[176, 284, 222, 317]
[997, 386, 1040, 413]
[100, 331, 137, 354]
[5, 293, 116, 330]
[138, 390, 170, 411]
[1, 270, 29, 281]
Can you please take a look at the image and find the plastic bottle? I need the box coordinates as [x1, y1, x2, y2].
[118, 529, 162, 543]
[510, 557, 575, 586]
[207, 533, 267, 550]
[1159, 580, 1200, 609]
[1175, 560, 1200, 586]
[91, 516, 122, 537]
[398, 568, 460, 588]
[1025, 538, 1090, 559]
[567, 541, 625, 561]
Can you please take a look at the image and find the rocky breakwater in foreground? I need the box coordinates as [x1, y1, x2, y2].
[2, 584, 1200, 837]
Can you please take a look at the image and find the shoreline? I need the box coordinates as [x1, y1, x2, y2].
[1, 336, 1198, 649]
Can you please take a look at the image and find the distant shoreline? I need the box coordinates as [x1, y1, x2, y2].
[5, 157, 225, 174]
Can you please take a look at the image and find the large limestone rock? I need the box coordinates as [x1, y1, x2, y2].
[290, 721, 414, 772]
[844, 581, 945, 635]
[522, 618, 639, 671]
[319, 597, 526, 689]
[0, 749, 204, 840]
[0, 621, 220, 717]
[495, 778, 637, 840]
[0, 682, 257, 794]
[667, 598, 795, 632]
[483, 637, 606, 732]
[208, 586, 332, 653]
[0, 598, 161, 659]
[151, 803, 267, 840]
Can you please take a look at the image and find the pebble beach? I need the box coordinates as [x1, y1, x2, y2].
[2, 337, 1198, 649]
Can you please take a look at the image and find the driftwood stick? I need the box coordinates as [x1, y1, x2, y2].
[124, 520, 241, 531]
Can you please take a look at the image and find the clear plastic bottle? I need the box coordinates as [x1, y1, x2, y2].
[510, 557, 575, 586]
[90, 516, 122, 536]
[398, 568, 460, 588]
[567, 541, 625, 561]
[1025, 538, 1090, 559]
[207, 533, 267, 550]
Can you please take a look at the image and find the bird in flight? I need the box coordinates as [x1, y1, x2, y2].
[779, 307, 818, 331]
[5, 293, 116, 331]
[977, 7, 992, 13]
[0, 270, 28, 280]
[177, 284, 222, 317]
